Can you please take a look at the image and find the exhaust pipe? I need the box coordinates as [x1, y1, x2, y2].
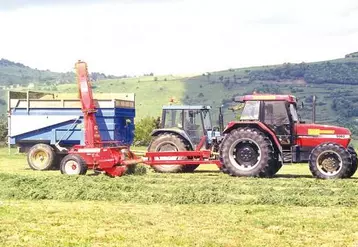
[219, 105, 224, 132]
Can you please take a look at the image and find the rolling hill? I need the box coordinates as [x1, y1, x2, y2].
[1, 52, 358, 135]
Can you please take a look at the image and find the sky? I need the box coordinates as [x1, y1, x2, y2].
[0, 0, 357, 76]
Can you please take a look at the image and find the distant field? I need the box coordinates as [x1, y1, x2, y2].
[1, 148, 358, 246]
[57, 75, 186, 120]
[53, 74, 358, 128]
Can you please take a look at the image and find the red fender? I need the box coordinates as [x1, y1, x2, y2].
[223, 121, 282, 152]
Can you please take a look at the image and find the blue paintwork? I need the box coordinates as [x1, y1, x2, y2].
[207, 130, 221, 144]
[10, 106, 135, 149]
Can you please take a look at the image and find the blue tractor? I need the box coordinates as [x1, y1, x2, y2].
[147, 105, 222, 173]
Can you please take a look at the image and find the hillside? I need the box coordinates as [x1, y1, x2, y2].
[2, 52, 358, 134]
[0, 58, 125, 88]
[0, 59, 74, 87]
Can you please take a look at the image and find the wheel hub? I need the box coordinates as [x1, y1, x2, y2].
[238, 146, 256, 162]
[32, 151, 49, 168]
[321, 157, 339, 172]
[65, 160, 80, 175]
[229, 139, 261, 171]
[317, 150, 343, 176]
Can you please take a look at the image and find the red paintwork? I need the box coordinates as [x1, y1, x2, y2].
[76, 62, 101, 148]
[295, 123, 351, 148]
[223, 121, 281, 149]
[195, 136, 207, 151]
[223, 120, 351, 151]
[144, 150, 222, 167]
[239, 94, 297, 103]
[68, 61, 139, 177]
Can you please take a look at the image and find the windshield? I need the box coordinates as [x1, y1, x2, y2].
[289, 104, 298, 122]
[202, 109, 212, 130]
[241, 101, 260, 120]
[164, 109, 183, 128]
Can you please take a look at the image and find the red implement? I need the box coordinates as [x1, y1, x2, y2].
[63, 61, 139, 177]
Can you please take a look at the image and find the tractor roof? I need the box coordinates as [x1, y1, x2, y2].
[234, 94, 297, 103]
[162, 105, 211, 110]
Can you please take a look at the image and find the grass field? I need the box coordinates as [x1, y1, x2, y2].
[1, 148, 358, 246]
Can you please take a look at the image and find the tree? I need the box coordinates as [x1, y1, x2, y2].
[0, 118, 7, 145]
[134, 116, 158, 146]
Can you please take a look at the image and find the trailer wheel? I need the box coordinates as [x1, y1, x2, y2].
[148, 134, 198, 173]
[60, 154, 88, 175]
[309, 143, 352, 179]
[220, 128, 279, 177]
[346, 146, 357, 178]
[27, 144, 56, 171]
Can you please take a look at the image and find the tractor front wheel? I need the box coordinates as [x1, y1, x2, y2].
[309, 143, 352, 179]
[220, 128, 280, 177]
[60, 154, 88, 175]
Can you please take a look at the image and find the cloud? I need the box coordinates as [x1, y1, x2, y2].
[0, 0, 174, 11]
[0, 0, 357, 75]
[251, 15, 298, 25]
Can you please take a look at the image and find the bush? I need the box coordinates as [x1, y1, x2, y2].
[134, 116, 159, 146]
[0, 118, 7, 144]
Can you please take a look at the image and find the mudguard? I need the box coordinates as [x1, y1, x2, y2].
[223, 121, 282, 153]
[149, 128, 194, 150]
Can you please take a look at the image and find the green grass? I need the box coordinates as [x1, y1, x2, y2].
[1, 148, 358, 246]
[2, 201, 358, 247]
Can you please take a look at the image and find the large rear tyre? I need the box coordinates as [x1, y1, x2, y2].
[60, 154, 88, 175]
[148, 134, 198, 173]
[220, 128, 280, 177]
[27, 144, 56, 171]
[309, 143, 352, 179]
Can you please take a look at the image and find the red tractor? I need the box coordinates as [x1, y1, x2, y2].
[219, 94, 357, 179]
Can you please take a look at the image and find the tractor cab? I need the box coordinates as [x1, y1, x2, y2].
[148, 105, 220, 173]
[160, 105, 219, 146]
[235, 94, 299, 147]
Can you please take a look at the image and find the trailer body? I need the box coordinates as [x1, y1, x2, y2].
[8, 91, 135, 153]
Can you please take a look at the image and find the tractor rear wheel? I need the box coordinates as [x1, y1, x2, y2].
[148, 134, 198, 173]
[60, 154, 88, 175]
[309, 143, 352, 179]
[27, 144, 56, 171]
[220, 128, 280, 177]
[347, 146, 357, 178]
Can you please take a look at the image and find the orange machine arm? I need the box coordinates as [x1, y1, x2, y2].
[75, 61, 102, 147]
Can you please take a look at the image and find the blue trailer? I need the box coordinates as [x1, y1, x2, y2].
[8, 91, 136, 170]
